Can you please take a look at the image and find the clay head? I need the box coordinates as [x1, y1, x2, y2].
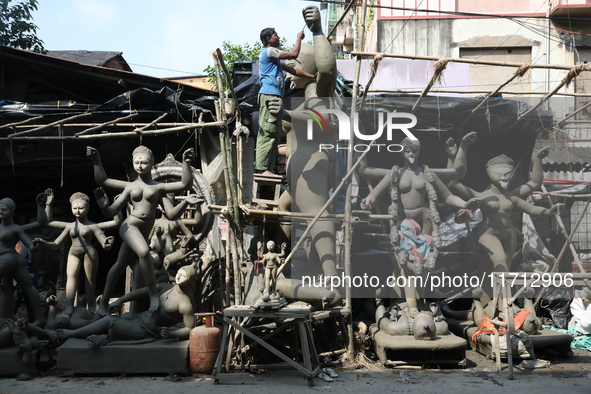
[69, 192, 90, 205]
[175, 263, 198, 286]
[266, 240, 275, 252]
[0, 197, 16, 218]
[486, 154, 514, 189]
[401, 137, 420, 165]
[69, 192, 90, 218]
[520, 313, 540, 335]
[132, 146, 154, 175]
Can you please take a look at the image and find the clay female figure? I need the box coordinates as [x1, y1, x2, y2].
[87, 145, 195, 316]
[268, 5, 338, 277]
[0, 195, 47, 327]
[449, 150, 556, 272]
[36, 191, 122, 316]
[55, 263, 198, 346]
[263, 240, 286, 295]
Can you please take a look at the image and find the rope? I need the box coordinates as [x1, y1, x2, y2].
[562, 64, 588, 87]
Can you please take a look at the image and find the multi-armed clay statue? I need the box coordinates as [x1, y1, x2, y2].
[86, 145, 195, 316]
[36, 190, 122, 316]
[448, 148, 554, 272]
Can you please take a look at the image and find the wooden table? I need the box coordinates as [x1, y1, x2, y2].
[212, 304, 320, 386]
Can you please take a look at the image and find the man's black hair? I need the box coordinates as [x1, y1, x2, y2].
[260, 28, 275, 45]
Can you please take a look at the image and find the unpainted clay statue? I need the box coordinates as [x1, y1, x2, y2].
[359, 131, 478, 213]
[268, 5, 338, 278]
[375, 298, 448, 339]
[36, 190, 122, 316]
[262, 240, 286, 296]
[55, 263, 199, 346]
[0, 194, 48, 327]
[448, 148, 555, 272]
[87, 145, 195, 316]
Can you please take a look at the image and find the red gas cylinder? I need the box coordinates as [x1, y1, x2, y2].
[189, 312, 221, 373]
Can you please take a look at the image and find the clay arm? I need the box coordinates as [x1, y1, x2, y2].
[434, 175, 480, 209]
[304, 5, 336, 97]
[512, 148, 549, 198]
[160, 148, 195, 193]
[433, 131, 477, 182]
[86, 146, 128, 190]
[282, 63, 314, 79]
[34, 227, 70, 251]
[108, 284, 170, 313]
[15, 226, 37, 253]
[20, 192, 49, 232]
[278, 242, 287, 258]
[279, 30, 305, 60]
[161, 194, 203, 221]
[512, 196, 559, 216]
[94, 187, 128, 219]
[91, 225, 115, 251]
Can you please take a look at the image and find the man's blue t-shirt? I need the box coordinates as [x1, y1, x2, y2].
[259, 47, 284, 97]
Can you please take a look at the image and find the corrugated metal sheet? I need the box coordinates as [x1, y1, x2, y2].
[537, 142, 591, 172]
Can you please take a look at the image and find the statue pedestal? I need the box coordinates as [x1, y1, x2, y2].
[57, 338, 188, 375]
[0, 347, 37, 376]
[370, 324, 467, 367]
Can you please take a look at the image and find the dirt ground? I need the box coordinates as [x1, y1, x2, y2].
[1, 348, 589, 394]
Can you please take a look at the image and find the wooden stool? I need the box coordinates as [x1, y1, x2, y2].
[252, 173, 284, 210]
[212, 304, 320, 386]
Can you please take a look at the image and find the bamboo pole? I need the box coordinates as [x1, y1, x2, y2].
[213, 54, 242, 305]
[458, 65, 531, 129]
[412, 58, 449, 113]
[351, 51, 591, 71]
[327, 0, 356, 40]
[0, 121, 224, 141]
[366, 89, 591, 97]
[75, 113, 138, 136]
[510, 65, 587, 128]
[557, 101, 591, 127]
[344, 0, 367, 363]
[136, 113, 169, 131]
[7, 112, 93, 137]
[0, 116, 44, 130]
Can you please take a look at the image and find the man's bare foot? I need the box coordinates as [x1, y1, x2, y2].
[262, 170, 277, 176]
[87, 334, 108, 348]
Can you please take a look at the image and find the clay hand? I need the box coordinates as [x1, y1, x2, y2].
[444, 137, 457, 159]
[266, 97, 284, 116]
[104, 236, 115, 251]
[360, 197, 373, 210]
[108, 300, 122, 314]
[46, 294, 58, 306]
[550, 203, 562, 215]
[160, 327, 172, 339]
[45, 188, 54, 206]
[36, 192, 48, 206]
[461, 131, 477, 146]
[94, 188, 109, 209]
[154, 225, 162, 236]
[33, 238, 46, 248]
[184, 194, 203, 205]
[465, 197, 481, 210]
[182, 148, 195, 163]
[281, 242, 287, 250]
[537, 147, 550, 159]
[303, 5, 322, 33]
[86, 146, 99, 160]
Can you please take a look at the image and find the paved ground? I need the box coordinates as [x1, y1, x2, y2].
[1, 349, 590, 393]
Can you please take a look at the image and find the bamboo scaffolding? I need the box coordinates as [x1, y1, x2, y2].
[510, 65, 587, 128]
[458, 64, 532, 129]
[0, 121, 224, 141]
[351, 51, 591, 71]
[74, 113, 138, 136]
[7, 112, 93, 137]
[135, 113, 169, 131]
[557, 101, 591, 127]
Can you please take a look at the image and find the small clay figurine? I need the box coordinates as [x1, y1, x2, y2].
[263, 240, 286, 296]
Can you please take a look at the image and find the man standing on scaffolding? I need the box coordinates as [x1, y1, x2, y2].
[256, 27, 314, 176]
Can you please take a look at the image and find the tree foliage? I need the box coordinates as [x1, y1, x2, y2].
[0, 0, 45, 53]
[204, 38, 287, 92]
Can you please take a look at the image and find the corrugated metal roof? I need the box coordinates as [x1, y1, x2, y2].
[537, 141, 591, 172]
